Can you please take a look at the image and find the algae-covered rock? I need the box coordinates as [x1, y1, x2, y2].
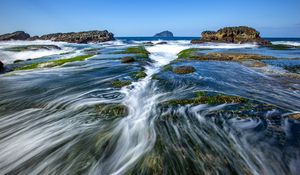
[117, 46, 150, 58]
[131, 71, 147, 79]
[111, 80, 132, 88]
[95, 103, 128, 119]
[172, 66, 196, 74]
[162, 91, 248, 106]
[14, 54, 94, 71]
[177, 49, 274, 61]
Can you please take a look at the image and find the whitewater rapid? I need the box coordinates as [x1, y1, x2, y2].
[88, 43, 191, 175]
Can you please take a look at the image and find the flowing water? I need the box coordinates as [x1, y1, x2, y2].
[0, 38, 300, 175]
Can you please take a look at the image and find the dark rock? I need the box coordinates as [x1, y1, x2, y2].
[0, 31, 30, 41]
[121, 57, 135, 63]
[154, 31, 174, 37]
[192, 26, 271, 45]
[143, 42, 154, 46]
[156, 42, 168, 45]
[173, 66, 196, 74]
[39, 30, 114, 44]
[13, 60, 24, 63]
[5, 45, 61, 52]
[27, 36, 40, 41]
[0, 61, 4, 72]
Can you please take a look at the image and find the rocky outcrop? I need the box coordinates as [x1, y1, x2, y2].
[39, 30, 114, 44]
[0, 31, 30, 41]
[154, 31, 174, 37]
[0, 61, 4, 72]
[191, 26, 271, 45]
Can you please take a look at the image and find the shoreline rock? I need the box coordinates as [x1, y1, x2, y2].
[191, 26, 271, 45]
[0, 30, 115, 44]
[154, 31, 174, 37]
[0, 31, 30, 41]
[39, 30, 114, 43]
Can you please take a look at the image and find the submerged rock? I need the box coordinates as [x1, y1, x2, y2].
[173, 66, 196, 74]
[177, 49, 274, 61]
[288, 113, 300, 120]
[192, 26, 271, 45]
[111, 80, 132, 88]
[0, 31, 30, 41]
[143, 42, 154, 46]
[0, 61, 4, 72]
[95, 103, 128, 119]
[121, 57, 135, 63]
[156, 41, 168, 45]
[239, 60, 267, 68]
[154, 31, 174, 37]
[285, 65, 300, 74]
[5, 45, 61, 52]
[268, 44, 300, 50]
[39, 30, 114, 44]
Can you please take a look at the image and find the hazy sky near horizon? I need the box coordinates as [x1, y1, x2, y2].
[1, 0, 300, 37]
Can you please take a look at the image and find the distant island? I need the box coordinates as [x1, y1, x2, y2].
[154, 31, 174, 37]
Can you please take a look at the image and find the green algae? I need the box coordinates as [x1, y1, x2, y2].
[111, 80, 132, 88]
[95, 103, 128, 119]
[164, 91, 248, 106]
[177, 48, 204, 58]
[131, 70, 147, 79]
[14, 55, 94, 71]
[114, 46, 150, 58]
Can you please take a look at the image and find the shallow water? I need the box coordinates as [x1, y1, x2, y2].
[0, 38, 300, 175]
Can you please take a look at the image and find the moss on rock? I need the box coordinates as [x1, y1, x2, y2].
[95, 103, 128, 119]
[116, 46, 150, 58]
[131, 70, 147, 79]
[163, 91, 248, 106]
[111, 80, 132, 88]
[14, 54, 94, 71]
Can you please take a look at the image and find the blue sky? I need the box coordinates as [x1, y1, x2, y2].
[0, 0, 300, 37]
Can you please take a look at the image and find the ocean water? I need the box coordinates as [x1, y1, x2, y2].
[0, 37, 300, 175]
